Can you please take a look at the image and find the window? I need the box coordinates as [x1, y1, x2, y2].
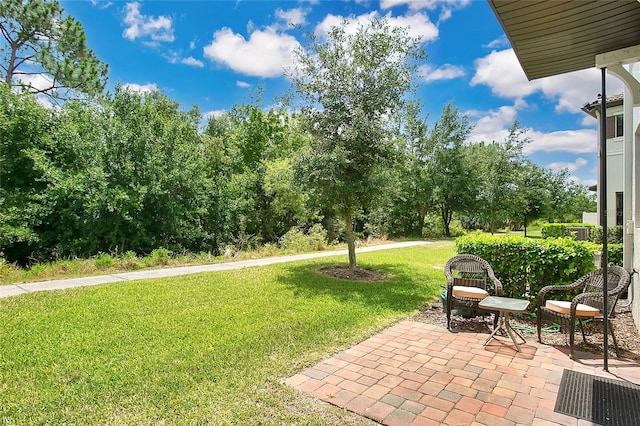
[616, 114, 623, 138]
[606, 114, 624, 138]
[616, 192, 623, 226]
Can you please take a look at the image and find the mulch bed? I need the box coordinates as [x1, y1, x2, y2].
[414, 299, 640, 359]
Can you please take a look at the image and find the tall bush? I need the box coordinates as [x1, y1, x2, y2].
[455, 233, 595, 306]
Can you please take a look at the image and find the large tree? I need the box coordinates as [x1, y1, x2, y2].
[290, 18, 424, 268]
[427, 103, 475, 237]
[0, 0, 107, 98]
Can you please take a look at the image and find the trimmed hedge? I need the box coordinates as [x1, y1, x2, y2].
[540, 223, 595, 239]
[455, 233, 596, 306]
[541, 223, 623, 244]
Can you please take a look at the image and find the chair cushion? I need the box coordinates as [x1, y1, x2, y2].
[452, 286, 488, 299]
[545, 300, 600, 317]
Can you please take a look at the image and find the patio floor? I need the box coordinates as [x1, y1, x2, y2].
[285, 320, 640, 426]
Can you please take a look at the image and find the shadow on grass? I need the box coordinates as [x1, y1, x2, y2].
[276, 261, 439, 314]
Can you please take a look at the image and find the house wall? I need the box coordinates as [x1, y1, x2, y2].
[606, 105, 624, 228]
[628, 62, 640, 329]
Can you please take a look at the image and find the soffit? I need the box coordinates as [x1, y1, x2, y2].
[487, 0, 640, 80]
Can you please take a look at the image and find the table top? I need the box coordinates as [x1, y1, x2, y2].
[479, 296, 530, 312]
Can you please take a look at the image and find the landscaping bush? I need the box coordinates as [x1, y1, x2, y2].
[590, 225, 623, 244]
[146, 248, 172, 266]
[279, 224, 328, 252]
[607, 243, 623, 266]
[541, 222, 623, 244]
[422, 213, 465, 238]
[93, 252, 115, 270]
[455, 232, 596, 307]
[540, 222, 595, 239]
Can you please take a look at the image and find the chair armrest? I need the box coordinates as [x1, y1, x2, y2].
[492, 278, 503, 296]
[537, 279, 585, 303]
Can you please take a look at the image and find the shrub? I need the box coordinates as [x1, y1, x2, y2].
[606, 243, 623, 266]
[541, 222, 623, 244]
[455, 232, 596, 307]
[422, 214, 465, 238]
[0, 257, 21, 282]
[120, 251, 141, 270]
[94, 252, 115, 270]
[279, 224, 328, 253]
[147, 248, 172, 266]
[540, 223, 595, 239]
[589, 225, 623, 244]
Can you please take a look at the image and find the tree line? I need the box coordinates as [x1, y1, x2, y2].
[0, 82, 593, 265]
[0, 2, 594, 266]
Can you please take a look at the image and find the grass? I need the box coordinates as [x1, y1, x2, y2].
[0, 241, 455, 424]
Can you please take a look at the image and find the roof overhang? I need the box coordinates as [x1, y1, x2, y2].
[488, 0, 640, 81]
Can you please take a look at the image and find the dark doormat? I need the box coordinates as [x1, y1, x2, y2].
[555, 369, 640, 426]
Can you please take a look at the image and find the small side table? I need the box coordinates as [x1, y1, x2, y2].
[478, 296, 530, 352]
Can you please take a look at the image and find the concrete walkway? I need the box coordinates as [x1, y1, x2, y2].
[0, 241, 430, 299]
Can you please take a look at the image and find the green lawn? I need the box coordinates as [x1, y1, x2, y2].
[0, 242, 454, 424]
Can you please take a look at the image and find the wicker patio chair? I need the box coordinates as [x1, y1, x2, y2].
[445, 254, 502, 331]
[536, 266, 631, 358]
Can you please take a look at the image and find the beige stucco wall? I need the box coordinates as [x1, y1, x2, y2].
[628, 62, 639, 328]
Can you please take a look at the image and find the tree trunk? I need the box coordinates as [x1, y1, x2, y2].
[345, 212, 357, 269]
[441, 207, 452, 237]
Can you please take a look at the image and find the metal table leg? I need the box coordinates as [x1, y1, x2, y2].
[483, 310, 527, 352]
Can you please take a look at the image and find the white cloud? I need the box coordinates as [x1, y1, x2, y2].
[483, 35, 510, 49]
[203, 110, 226, 120]
[122, 83, 158, 93]
[467, 104, 519, 144]
[276, 8, 307, 26]
[315, 12, 438, 44]
[18, 73, 53, 92]
[181, 57, 204, 68]
[203, 27, 301, 78]
[380, 0, 470, 11]
[123, 2, 174, 43]
[91, 0, 113, 9]
[546, 157, 588, 174]
[236, 80, 251, 88]
[581, 114, 597, 126]
[189, 40, 197, 50]
[164, 53, 204, 67]
[525, 129, 597, 155]
[419, 63, 465, 83]
[471, 49, 535, 98]
[471, 49, 624, 114]
[468, 101, 597, 155]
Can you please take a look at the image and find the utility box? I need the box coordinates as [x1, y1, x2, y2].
[565, 227, 589, 241]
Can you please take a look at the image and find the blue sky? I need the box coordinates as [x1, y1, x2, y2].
[59, 0, 626, 187]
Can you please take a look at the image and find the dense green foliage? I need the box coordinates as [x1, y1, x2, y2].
[541, 223, 623, 244]
[0, 9, 597, 266]
[290, 18, 424, 268]
[456, 233, 596, 306]
[0, 78, 599, 265]
[541, 223, 595, 239]
[0, 245, 453, 424]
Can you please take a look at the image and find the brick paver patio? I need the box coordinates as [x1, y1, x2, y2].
[285, 320, 640, 426]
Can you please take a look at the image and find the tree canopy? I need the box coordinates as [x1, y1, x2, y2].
[290, 18, 425, 268]
[0, 0, 108, 98]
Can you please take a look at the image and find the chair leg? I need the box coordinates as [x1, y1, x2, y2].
[446, 304, 452, 330]
[536, 310, 543, 344]
[570, 319, 576, 358]
[578, 319, 587, 343]
[608, 320, 621, 357]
